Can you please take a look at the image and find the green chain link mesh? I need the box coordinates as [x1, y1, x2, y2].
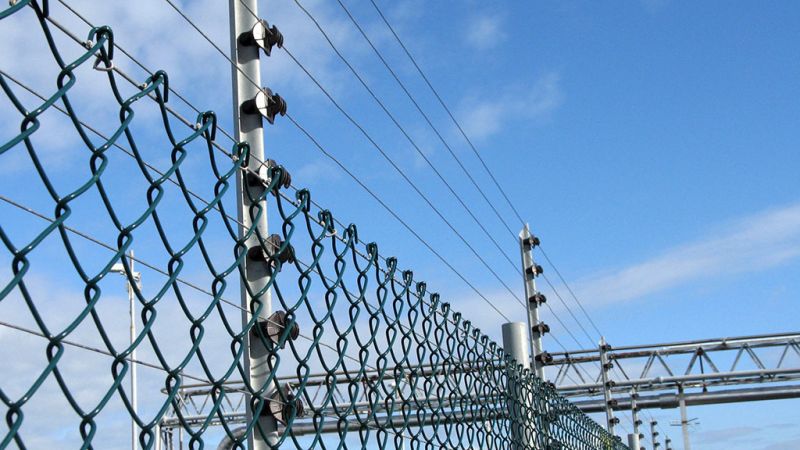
[0, 2, 627, 449]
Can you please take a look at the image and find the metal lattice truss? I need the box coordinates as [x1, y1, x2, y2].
[545, 331, 800, 409]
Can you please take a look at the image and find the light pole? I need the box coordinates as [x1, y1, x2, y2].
[111, 250, 142, 450]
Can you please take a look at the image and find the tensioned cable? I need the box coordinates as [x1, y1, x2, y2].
[539, 248, 603, 338]
[52, 0, 589, 385]
[367, 0, 525, 227]
[0, 194, 396, 375]
[0, 320, 220, 386]
[49, 0, 513, 323]
[279, 4, 608, 376]
[1, 196, 521, 442]
[287, 0, 521, 275]
[157, 0, 524, 309]
[363, 0, 609, 350]
[540, 273, 597, 347]
[333, 0, 519, 241]
[284, 115, 512, 322]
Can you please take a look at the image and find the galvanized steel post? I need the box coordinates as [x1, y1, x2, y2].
[678, 385, 692, 450]
[599, 337, 617, 436]
[651, 420, 660, 449]
[519, 225, 545, 380]
[630, 388, 641, 450]
[229, 0, 278, 448]
[503, 322, 534, 449]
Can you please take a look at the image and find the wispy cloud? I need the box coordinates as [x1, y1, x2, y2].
[464, 15, 507, 51]
[571, 202, 800, 307]
[457, 71, 563, 140]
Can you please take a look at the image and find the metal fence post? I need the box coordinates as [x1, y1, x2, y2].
[229, 0, 277, 448]
[518, 225, 546, 380]
[599, 337, 617, 436]
[678, 385, 692, 450]
[630, 388, 641, 450]
[503, 322, 534, 449]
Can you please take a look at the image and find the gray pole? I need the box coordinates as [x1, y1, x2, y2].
[630, 389, 641, 450]
[502, 322, 534, 449]
[627, 434, 637, 449]
[128, 251, 139, 450]
[678, 385, 692, 450]
[665, 436, 672, 450]
[228, 1, 277, 448]
[519, 225, 545, 379]
[599, 337, 617, 435]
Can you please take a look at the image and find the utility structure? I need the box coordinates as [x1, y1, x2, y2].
[110, 251, 142, 450]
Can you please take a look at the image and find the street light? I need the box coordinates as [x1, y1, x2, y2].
[110, 250, 142, 450]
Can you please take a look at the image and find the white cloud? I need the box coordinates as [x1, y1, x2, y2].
[464, 15, 506, 51]
[457, 71, 563, 140]
[569, 202, 800, 308]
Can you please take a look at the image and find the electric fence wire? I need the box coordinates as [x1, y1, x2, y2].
[289, 0, 521, 277]
[1, 60, 504, 389]
[0, 58, 480, 370]
[51, 0, 514, 324]
[332, 0, 521, 252]
[4, 4, 624, 446]
[250, 0, 606, 370]
[270, 0, 609, 384]
[361, 0, 609, 354]
[60, 0, 596, 408]
[154, 0, 603, 376]
[0, 67, 478, 370]
[0, 320, 452, 449]
[48, 0, 597, 393]
[156, 0, 527, 314]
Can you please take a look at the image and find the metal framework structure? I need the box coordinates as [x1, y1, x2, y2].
[157, 332, 800, 447]
[549, 332, 800, 396]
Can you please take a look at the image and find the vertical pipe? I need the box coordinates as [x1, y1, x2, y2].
[228, 1, 276, 448]
[503, 322, 534, 449]
[518, 225, 544, 380]
[630, 389, 641, 450]
[129, 250, 138, 450]
[678, 385, 692, 450]
[627, 434, 637, 449]
[599, 337, 615, 435]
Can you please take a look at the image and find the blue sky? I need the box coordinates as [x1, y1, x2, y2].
[1, 0, 799, 449]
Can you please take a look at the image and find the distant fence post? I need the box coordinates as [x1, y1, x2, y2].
[503, 322, 535, 449]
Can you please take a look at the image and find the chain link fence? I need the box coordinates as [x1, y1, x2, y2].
[0, 2, 626, 449]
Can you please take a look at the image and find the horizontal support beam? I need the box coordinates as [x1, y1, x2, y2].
[557, 367, 800, 393]
[548, 331, 800, 362]
[570, 384, 800, 413]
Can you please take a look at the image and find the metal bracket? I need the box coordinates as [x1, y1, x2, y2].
[262, 384, 304, 425]
[258, 310, 299, 348]
[241, 87, 286, 124]
[245, 158, 292, 194]
[239, 19, 284, 56]
[523, 235, 540, 249]
[525, 264, 543, 277]
[528, 292, 547, 305]
[247, 234, 295, 268]
[535, 351, 554, 365]
[532, 322, 550, 336]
